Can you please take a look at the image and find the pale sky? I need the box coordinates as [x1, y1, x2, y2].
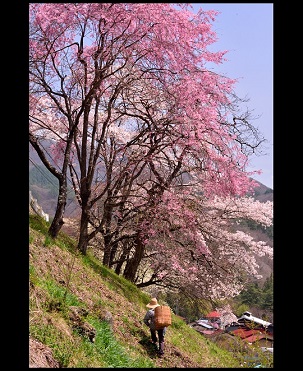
[191, 3, 273, 189]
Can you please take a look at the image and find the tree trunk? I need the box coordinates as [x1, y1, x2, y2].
[102, 231, 112, 266]
[30, 133, 73, 240]
[109, 241, 118, 268]
[123, 236, 145, 282]
[48, 182, 67, 238]
[77, 191, 90, 254]
[77, 213, 90, 255]
[114, 240, 131, 275]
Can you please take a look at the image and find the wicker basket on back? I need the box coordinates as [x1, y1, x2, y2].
[154, 305, 172, 330]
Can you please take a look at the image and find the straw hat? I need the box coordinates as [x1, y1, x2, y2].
[146, 297, 160, 309]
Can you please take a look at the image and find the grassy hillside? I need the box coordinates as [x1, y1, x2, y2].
[29, 214, 271, 368]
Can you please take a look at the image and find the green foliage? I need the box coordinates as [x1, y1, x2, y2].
[239, 282, 261, 306]
[44, 235, 54, 247]
[30, 323, 76, 367]
[164, 291, 211, 323]
[29, 214, 50, 235]
[43, 279, 81, 309]
[232, 303, 250, 317]
[259, 274, 274, 311]
[238, 218, 273, 239]
[236, 274, 273, 311]
[29, 265, 40, 287]
[171, 316, 186, 330]
[242, 345, 273, 368]
[77, 317, 155, 368]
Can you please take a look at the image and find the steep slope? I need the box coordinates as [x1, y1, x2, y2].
[29, 214, 249, 368]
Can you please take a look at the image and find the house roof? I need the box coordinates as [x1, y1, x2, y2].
[243, 333, 274, 343]
[230, 327, 274, 343]
[237, 312, 271, 328]
[195, 320, 214, 329]
[231, 328, 262, 339]
[206, 311, 220, 318]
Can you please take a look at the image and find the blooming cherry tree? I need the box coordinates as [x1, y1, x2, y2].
[134, 190, 272, 299]
[29, 3, 272, 299]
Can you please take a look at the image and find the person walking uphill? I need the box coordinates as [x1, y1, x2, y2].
[143, 298, 166, 357]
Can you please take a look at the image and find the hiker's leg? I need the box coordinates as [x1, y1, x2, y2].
[157, 329, 165, 355]
[150, 329, 157, 343]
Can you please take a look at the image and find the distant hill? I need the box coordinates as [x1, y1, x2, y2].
[251, 180, 273, 203]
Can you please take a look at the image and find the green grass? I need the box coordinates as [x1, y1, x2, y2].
[29, 214, 271, 368]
